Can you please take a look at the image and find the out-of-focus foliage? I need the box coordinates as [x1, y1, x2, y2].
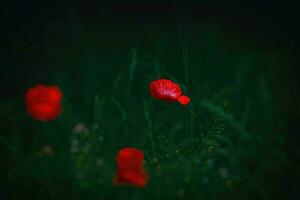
[0, 5, 297, 199]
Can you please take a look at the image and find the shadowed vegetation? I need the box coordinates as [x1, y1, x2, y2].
[1, 2, 299, 199]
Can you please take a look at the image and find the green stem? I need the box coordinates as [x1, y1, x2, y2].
[143, 100, 156, 155]
[181, 2, 190, 89]
[128, 48, 137, 94]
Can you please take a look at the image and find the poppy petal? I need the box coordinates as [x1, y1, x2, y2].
[149, 79, 190, 105]
[177, 95, 191, 105]
[114, 147, 149, 187]
[25, 84, 63, 121]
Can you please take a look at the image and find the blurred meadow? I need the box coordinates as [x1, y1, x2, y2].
[1, 1, 300, 200]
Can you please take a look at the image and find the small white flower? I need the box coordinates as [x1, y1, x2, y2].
[70, 146, 79, 153]
[177, 189, 185, 197]
[96, 158, 104, 166]
[219, 167, 229, 179]
[92, 124, 99, 130]
[202, 176, 209, 184]
[206, 158, 214, 167]
[98, 136, 104, 142]
[72, 123, 90, 135]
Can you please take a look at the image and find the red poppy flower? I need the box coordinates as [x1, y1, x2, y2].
[149, 79, 190, 105]
[114, 147, 148, 187]
[25, 84, 63, 121]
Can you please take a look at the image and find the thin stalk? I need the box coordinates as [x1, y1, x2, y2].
[143, 100, 156, 155]
[110, 97, 129, 138]
[180, 2, 191, 140]
[128, 48, 137, 94]
[181, 2, 190, 89]
[112, 73, 124, 97]
[152, 56, 162, 77]
[93, 94, 106, 125]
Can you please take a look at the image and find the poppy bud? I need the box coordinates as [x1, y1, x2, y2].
[149, 79, 190, 105]
[25, 84, 63, 121]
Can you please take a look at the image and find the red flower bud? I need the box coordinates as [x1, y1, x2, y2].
[114, 147, 148, 187]
[25, 84, 63, 121]
[149, 79, 190, 105]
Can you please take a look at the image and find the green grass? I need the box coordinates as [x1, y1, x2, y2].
[0, 18, 289, 200]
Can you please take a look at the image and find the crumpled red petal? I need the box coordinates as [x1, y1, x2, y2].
[114, 147, 149, 187]
[150, 79, 190, 105]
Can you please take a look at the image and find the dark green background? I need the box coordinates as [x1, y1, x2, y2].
[1, 1, 299, 199]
